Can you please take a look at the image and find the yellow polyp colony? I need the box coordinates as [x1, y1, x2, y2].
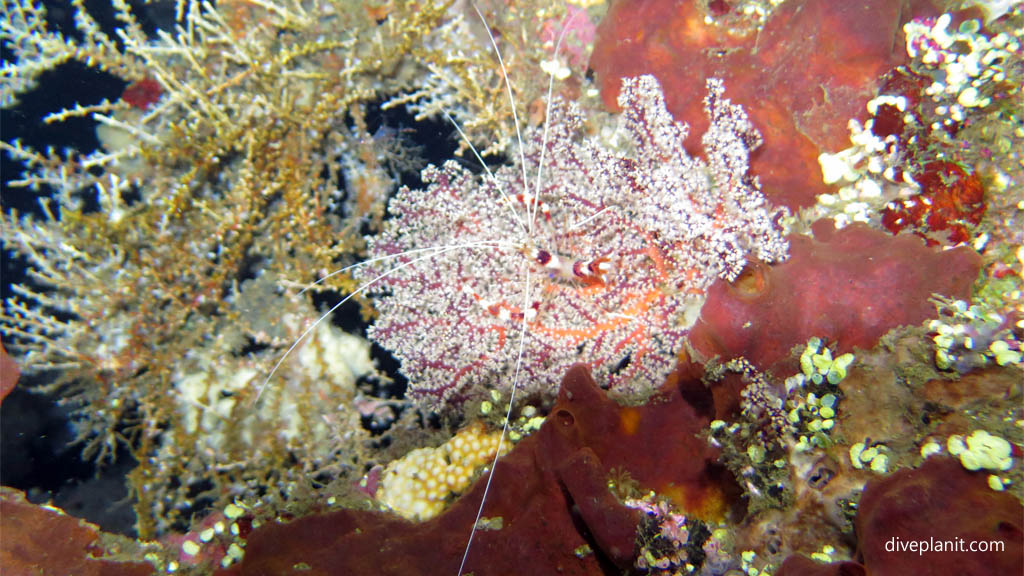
[376, 423, 508, 521]
[947, 430, 1014, 472]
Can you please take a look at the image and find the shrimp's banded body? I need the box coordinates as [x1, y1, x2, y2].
[529, 248, 612, 285]
[511, 192, 551, 221]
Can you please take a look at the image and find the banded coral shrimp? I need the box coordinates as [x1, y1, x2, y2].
[254, 0, 598, 564]
[257, 1, 788, 573]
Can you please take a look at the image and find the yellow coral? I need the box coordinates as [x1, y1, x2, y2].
[377, 423, 508, 521]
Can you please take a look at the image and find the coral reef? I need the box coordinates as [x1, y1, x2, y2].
[697, 316, 1021, 575]
[1, 0, 581, 538]
[217, 345, 1022, 575]
[364, 74, 787, 410]
[1, 0, 1022, 574]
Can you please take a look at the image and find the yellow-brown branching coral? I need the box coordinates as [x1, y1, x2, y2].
[385, 0, 602, 157]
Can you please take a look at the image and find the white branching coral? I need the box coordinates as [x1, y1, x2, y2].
[362, 75, 789, 410]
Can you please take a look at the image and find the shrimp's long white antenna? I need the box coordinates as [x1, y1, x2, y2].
[470, 2, 532, 234]
[297, 244, 497, 295]
[456, 266, 532, 576]
[457, 5, 581, 575]
[255, 240, 514, 403]
[569, 206, 609, 231]
[441, 108, 529, 236]
[531, 8, 583, 232]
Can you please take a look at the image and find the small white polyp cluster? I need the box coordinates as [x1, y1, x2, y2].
[815, 105, 919, 230]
